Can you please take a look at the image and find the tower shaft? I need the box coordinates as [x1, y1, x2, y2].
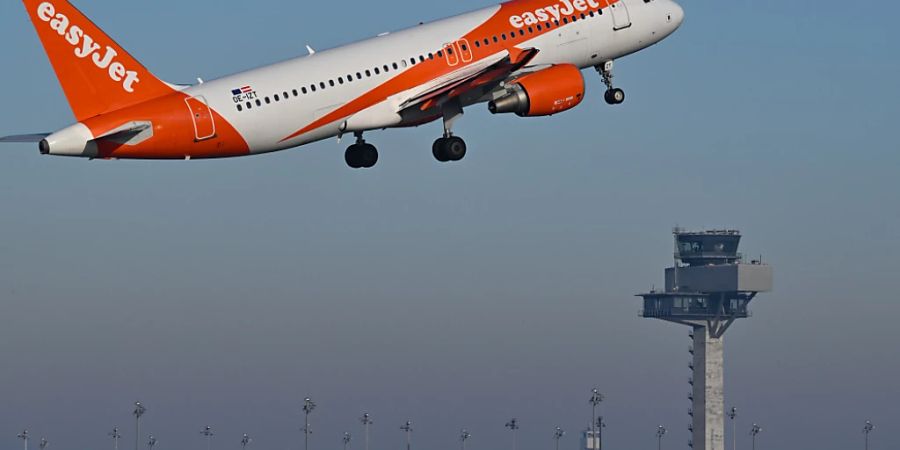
[691, 326, 724, 450]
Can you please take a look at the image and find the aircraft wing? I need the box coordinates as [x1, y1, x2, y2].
[397, 47, 540, 112]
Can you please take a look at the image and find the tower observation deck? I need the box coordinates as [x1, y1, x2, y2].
[637, 229, 772, 450]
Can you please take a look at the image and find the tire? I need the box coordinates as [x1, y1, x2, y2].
[345, 145, 361, 168]
[445, 136, 467, 161]
[611, 88, 625, 104]
[433, 138, 450, 162]
[361, 143, 378, 168]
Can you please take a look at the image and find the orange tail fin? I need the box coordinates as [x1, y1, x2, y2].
[23, 0, 175, 121]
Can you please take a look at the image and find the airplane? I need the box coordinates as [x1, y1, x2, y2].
[0, 0, 683, 168]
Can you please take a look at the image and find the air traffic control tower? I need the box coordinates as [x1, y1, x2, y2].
[637, 229, 772, 450]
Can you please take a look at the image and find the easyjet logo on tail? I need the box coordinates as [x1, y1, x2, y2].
[509, 0, 604, 28]
[35, 2, 140, 93]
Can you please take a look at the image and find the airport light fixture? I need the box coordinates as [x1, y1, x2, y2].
[749, 424, 761, 450]
[39, 438, 48, 450]
[360, 414, 373, 450]
[863, 421, 874, 450]
[656, 426, 667, 450]
[201, 426, 214, 450]
[400, 421, 413, 450]
[589, 389, 604, 450]
[134, 402, 147, 450]
[343, 433, 352, 450]
[504, 418, 520, 450]
[459, 429, 471, 450]
[109, 427, 122, 450]
[241, 434, 251, 450]
[727, 408, 737, 450]
[147, 435, 157, 450]
[553, 427, 565, 450]
[302, 398, 317, 450]
[17, 430, 29, 450]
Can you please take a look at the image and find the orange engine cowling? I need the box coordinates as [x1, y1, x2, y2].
[488, 64, 585, 117]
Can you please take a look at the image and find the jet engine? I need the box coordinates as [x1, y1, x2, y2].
[488, 64, 585, 117]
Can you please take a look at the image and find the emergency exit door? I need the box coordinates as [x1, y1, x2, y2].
[609, 0, 632, 30]
[185, 96, 216, 141]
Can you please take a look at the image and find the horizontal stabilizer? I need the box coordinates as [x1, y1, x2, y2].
[0, 133, 50, 143]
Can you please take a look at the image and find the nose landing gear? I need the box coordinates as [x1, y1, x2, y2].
[596, 60, 625, 105]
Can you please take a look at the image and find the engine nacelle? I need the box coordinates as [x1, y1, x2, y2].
[488, 64, 585, 117]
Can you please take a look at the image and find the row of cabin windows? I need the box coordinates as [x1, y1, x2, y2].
[236, 6, 605, 113]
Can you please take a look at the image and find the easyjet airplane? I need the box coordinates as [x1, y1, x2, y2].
[0, 0, 683, 168]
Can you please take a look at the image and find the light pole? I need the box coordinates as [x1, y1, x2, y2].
[360, 414, 373, 450]
[750, 424, 761, 450]
[17, 430, 29, 450]
[201, 426, 214, 450]
[241, 434, 251, 450]
[459, 429, 471, 450]
[302, 398, 316, 450]
[109, 428, 122, 450]
[134, 402, 146, 450]
[727, 408, 737, 450]
[589, 389, 604, 450]
[39, 438, 48, 450]
[656, 426, 666, 450]
[505, 418, 519, 450]
[595, 416, 606, 450]
[553, 427, 565, 450]
[863, 421, 874, 450]
[147, 435, 156, 450]
[343, 433, 352, 450]
[400, 421, 413, 450]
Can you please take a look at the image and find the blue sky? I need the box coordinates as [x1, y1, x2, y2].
[1, 1, 899, 450]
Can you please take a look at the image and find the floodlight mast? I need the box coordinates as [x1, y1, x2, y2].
[17, 429, 29, 450]
[343, 433, 352, 450]
[553, 427, 565, 450]
[863, 421, 874, 450]
[303, 398, 316, 450]
[39, 437, 48, 450]
[656, 426, 667, 450]
[589, 389, 604, 450]
[147, 435, 157, 450]
[109, 427, 122, 450]
[505, 418, 520, 450]
[201, 426, 214, 450]
[595, 416, 606, 450]
[360, 414, 373, 450]
[400, 421, 413, 450]
[134, 402, 147, 450]
[749, 425, 761, 450]
[241, 434, 251, 450]
[727, 408, 736, 450]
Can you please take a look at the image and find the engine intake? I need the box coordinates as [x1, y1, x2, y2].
[488, 64, 585, 117]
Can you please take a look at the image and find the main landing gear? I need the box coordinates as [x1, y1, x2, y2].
[597, 60, 625, 105]
[432, 100, 467, 163]
[345, 131, 378, 169]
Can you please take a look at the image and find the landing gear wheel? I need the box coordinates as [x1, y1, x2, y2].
[432, 137, 467, 162]
[444, 136, 467, 161]
[433, 138, 450, 162]
[345, 143, 378, 168]
[604, 88, 625, 105]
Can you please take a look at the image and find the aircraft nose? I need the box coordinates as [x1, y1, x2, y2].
[669, 1, 684, 29]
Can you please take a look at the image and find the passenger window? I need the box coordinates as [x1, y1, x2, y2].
[246, 102, 252, 109]
[293, 89, 299, 96]
[329, 80, 335, 87]
[338, 77, 344, 84]
[374, 67, 380, 75]
[366, 69, 371, 76]
[320, 82, 326, 89]
[302, 87, 308, 94]
[393, 62, 399, 69]
[237, 104, 243, 111]
[255, 99, 262, 106]
[428, 53, 434, 60]
[311, 84, 316, 92]
[273, 94, 280, 102]
[437, 50, 443, 58]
